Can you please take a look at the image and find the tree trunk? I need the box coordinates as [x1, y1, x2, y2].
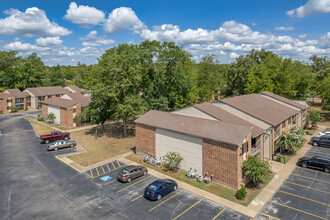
[123, 118, 127, 138]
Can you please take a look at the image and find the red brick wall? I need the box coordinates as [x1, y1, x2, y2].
[42, 104, 48, 119]
[75, 103, 82, 126]
[135, 124, 156, 156]
[0, 99, 8, 113]
[60, 107, 73, 128]
[203, 139, 240, 189]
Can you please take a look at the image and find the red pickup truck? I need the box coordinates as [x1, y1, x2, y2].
[40, 131, 70, 144]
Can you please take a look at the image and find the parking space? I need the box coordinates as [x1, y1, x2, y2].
[83, 160, 126, 180]
[57, 157, 251, 219]
[258, 146, 330, 220]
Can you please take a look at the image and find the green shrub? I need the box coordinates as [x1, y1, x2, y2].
[163, 152, 183, 172]
[37, 115, 44, 121]
[9, 106, 19, 112]
[243, 155, 271, 186]
[47, 113, 56, 123]
[236, 185, 247, 200]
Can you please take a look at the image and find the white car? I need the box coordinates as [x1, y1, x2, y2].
[319, 128, 330, 136]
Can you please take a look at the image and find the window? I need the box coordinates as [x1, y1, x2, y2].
[15, 98, 24, 104]
[56, 95, 60, 97]
[7, 99, 11, 103]
[48, 95, 52, 99]
[73, 107, 76, 113]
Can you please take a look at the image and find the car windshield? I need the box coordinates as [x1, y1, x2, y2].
[147, 184, 158, 191]
[120, 168, 129, 174]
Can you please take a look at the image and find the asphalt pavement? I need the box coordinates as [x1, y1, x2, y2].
[0, 113, 250, 220]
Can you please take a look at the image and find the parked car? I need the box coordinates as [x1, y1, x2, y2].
[319, 128, 330, 136]
[311, 134, 330, 147]
[117, 165, 148, 183]
[40, 131, 70, 144]
[47, 140, 76, 151]
[144, 179, 178, 201]
[297, 156, 330, 173]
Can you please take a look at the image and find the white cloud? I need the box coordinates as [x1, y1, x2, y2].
[251, 22, 257, 26]
[275, 26, 295, 31]
[64, 2, 105, 25]
[79, 31, 115, 47]
[36, 37, 62, 46]
[3, 41, 48, 51]
[287, 0, 330, 18]
[0, 7, 71, 36]
[79, 31, 98, 41]
[104, 7, 146, 34]
[299, 34, 307, 39]
[320, 32, 330, 48]
[229, 52, 239, 59]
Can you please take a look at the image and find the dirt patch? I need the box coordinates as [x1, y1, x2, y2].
[69, 123, 136, 166]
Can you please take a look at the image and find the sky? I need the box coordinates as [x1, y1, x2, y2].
[0, 0, 329, 66]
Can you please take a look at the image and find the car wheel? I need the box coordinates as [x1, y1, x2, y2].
[143, 170, 147, 176]
[127, 177, 132, 183]
[173, 185, 177, 191]
[313, 142, 318, 147]
[64, 137, 68, 141]
[45, 139, 49, 144]
[54, 147, 58, 151]
[70, 144, 74, 147]
[325, 168, 330, 173]
[157, 194, 162, 200]
[301, 162, 307, 168]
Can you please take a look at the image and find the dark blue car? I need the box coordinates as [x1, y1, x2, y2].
[144, 179, 178, 200]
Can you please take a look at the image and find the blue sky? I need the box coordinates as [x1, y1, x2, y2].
[0, 0, 329, 66]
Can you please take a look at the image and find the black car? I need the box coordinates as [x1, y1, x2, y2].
[310, 134, 330, 147]
[297, 156, 330, 173]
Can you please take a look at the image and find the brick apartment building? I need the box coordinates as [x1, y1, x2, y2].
[0, 85, 86, 114]
[41, 92, 91, 128]
[24, 86, 69, 109]
[135, 91, 309, 189]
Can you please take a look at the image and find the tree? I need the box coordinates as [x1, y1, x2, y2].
[9, 106, 19, 113]
[195, 55, 224, 102]
[243, 155, 270, 186]
[280, 128, 305, 152]
[47, 113, 56, 123]
[319, 76, 330, 110]
[307, 110, 324, 128]
[114, 95, 145, 138]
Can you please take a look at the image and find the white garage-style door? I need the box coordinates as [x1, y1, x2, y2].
[48, 105, 60, 125]
[155, 128, 203, 175]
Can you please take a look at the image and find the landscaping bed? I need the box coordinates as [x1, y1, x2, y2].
[126, 153, 274, 206]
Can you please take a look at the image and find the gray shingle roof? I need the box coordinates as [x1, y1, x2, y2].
[260, 91, 306, 110]
[26, 86, 68, 96]
[135, 110, 252, 146]
[194, 103, 264, 138]
[221, 94, 299, 126]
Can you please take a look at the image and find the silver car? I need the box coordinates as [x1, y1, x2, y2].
[117, 165, 148, 183]
[47, 140, 76, 151]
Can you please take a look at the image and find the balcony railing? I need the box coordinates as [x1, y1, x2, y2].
[251, 145, 261, 156]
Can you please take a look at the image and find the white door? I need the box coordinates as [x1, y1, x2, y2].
[156, 128, 203, 175]
[263, 133, 271, 159]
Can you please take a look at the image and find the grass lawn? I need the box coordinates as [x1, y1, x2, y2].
[126, 154, 274, 206]
[28, 119, 54, 136]
[68, 123, 136, 167]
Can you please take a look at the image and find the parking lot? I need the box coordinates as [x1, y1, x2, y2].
[258, 146, 330, 220]
[0, 113, 252, 220]
[75, 158, 251, 220]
